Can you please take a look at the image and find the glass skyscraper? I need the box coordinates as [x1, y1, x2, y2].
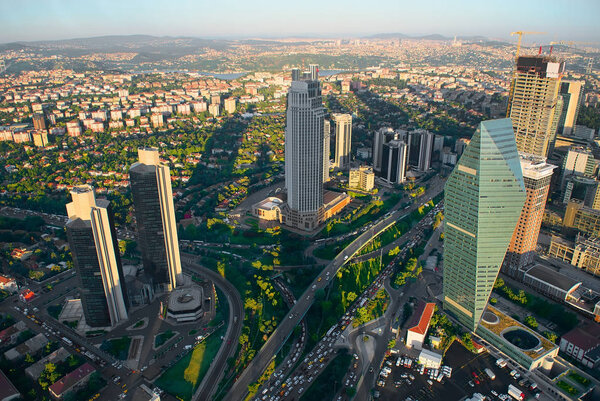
[130, 148, 182, 291]
[443, 118, 525, 331]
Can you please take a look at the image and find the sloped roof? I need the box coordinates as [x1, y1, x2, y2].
[408, 302, 436, 335]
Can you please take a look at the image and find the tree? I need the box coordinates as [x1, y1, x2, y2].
[24, 353, 34, 363]
[524, 315, 538, 330]
[388, 339, 396, 349]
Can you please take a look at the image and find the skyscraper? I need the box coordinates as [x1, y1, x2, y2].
[508, 55, 565, 157]
[323, 120, 331, 182]
[66, 186, 128, 327]
[557, 81, 584, 137]
[443, 119, 525, 331]
[333, 113, 352, 170]
[380, 140, 408, 184]
[418, 130, 435, 171]
[502, 155, 555, 278]
[283, 65, 325, 231]
[130, 148, 182, 291]
[373, 128, 404, 173]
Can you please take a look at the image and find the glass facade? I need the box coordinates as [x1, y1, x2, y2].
[443, 118, 526, 331]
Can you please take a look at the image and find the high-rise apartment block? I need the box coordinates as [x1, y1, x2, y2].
[502, 155, 555, 278]
[333, 113, 352, 170]
[130, 148, 182, 291]
[32, 113, 46, 131]
[32, 131, 48, 147]
[323, 120, 331, 182]
[282, 66, 325, 231]
[509, 56, 565, 157]
[66, 186, 129, 327]
[407, 129, 434, 171]
[224, 97, 237, 114]
[557, 81, 584, 137]
[444, 119, 525, 331]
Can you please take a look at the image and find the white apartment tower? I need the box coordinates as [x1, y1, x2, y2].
[333, 113, 352, 170]
[323, 119, 331, 182]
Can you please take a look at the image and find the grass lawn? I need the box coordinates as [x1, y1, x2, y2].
[155, 330, 176, 348]
[100, 336, 131, 360]
[155, 326, 225, 401]
[133, 319, 145, 328]
[557, 380, 579, 396]
[568, 371, 591, 387]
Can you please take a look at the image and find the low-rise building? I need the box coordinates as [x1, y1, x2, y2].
[559, 323, 600, 369]
[131, 384, 161, 401]
[521, 264, 582, 302]
[4, 333, 49, 361]
[49, 362, 96, 400]
[563, 200, 600, 237]
[418, 348, 443, 369]
[25, 347, 70, 380]
[548, 234, 600, 277]
[0, 275, 18, 293]
[349, 166, 375, 192]
[405, 302, 435, 350]
[0, 369, 20, 401]
[0, 321, 27, 346]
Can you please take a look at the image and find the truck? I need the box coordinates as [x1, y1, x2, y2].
[496, 358, 507, 368]
[485, 368, 496, 380]
[508, 384, 525, 401]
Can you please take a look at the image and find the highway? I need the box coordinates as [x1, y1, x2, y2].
[180, 254, 245, 401]
[224, 179, 445, 401]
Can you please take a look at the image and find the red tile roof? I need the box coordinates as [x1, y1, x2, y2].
[408, 302, 436, 335]
[49, 362, 95, 398]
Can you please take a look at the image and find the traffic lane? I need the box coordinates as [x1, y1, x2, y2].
[180, 257, 244, 401]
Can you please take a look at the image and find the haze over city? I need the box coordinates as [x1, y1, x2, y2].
[1, 0, 600, 43]
[1, 2, 600, 401]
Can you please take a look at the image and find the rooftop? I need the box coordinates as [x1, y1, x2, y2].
[408, 302, 436, 335]
[523, 264, 581, 293]
[49, 362, 95, 397]
[562, 323, 600, 352]
[0, 369, 19, 400]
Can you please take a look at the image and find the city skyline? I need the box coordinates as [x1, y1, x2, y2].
[1, 0, 600, 43]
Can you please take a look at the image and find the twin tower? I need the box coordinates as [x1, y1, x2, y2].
[65, 147, 182, 327]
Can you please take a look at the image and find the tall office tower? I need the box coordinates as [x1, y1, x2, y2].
[557, 81, 584, 136]
[443, 119, 525, 331]
[373, 127, 406, 173]
[284, 66, 325, 230]
[502, 155, 555, 278]
[32, 113, 46, 131]
[66, 186, 128, 327]
[323, 120, 331, 182]
[432, 135, 444, 162]
[418, 130, 435, 171]
[130, 148, 182, 291]
[333, 113, 352, 170]
[508, 55, 565, 157]
[380, 140, 408, 184]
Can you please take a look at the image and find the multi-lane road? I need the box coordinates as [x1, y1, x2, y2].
[224, 179, 445, 401]
[180, 254, 245, 401]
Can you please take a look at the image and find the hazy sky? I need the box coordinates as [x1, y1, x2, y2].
[1, 0, 599, 43]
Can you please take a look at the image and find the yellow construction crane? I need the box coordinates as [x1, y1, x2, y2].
[507, 31, 546, 117]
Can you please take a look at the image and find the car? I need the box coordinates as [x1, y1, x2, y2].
[468, 380, 475, 388]
[491, 390, 498, 397]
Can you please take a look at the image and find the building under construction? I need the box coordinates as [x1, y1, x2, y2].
[508, 55, 565, 158]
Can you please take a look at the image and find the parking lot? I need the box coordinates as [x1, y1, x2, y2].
[377, 342, 539, 401]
